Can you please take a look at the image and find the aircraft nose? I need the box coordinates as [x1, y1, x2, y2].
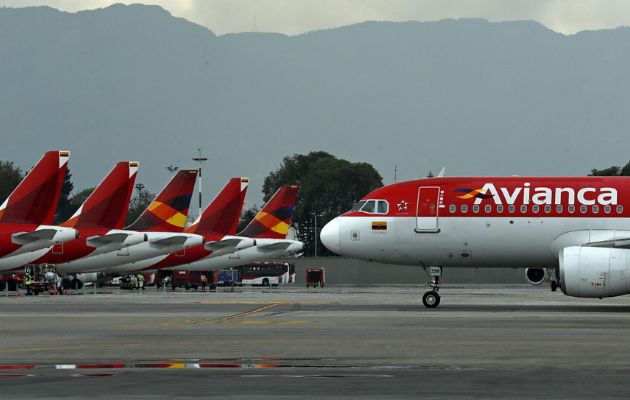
[320, 218, 341, 254]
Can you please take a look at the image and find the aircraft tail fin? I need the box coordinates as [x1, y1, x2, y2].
[0, 150, 69, 225]
[190, 177, 248, 235]
[238, 184, 299, 239]
[126, 169, 197, 232]
[62, 162, 139, 229]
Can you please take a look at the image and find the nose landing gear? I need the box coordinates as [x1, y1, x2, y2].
[422, 266, 442, 308]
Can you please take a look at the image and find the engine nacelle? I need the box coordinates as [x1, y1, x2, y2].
[525, 268, 547, 285]
[560, 246, 630, 298]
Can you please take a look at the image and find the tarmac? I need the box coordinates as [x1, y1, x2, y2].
[1, 284, 630, 399]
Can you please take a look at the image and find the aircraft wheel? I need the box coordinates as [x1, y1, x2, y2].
[422, 291, 441, 308]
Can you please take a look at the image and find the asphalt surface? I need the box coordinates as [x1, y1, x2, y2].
[1, 285, 630, 399]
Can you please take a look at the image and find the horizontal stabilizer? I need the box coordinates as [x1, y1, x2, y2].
[205, 238, 246, 251]
[12, 229, 58, 245]
[86, 232, 132, 247]
[257, 241, 293, 252]
[149, 236, 189, 248]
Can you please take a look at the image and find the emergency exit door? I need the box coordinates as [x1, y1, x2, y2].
[416, 186, 440, 232]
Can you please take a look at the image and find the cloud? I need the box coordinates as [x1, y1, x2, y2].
[1, 0, 630, 34]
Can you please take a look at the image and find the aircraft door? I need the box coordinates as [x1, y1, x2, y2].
[416, 186, 440, 232]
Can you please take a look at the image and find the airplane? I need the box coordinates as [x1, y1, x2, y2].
[0, 161, 143, 272]
[55, 169, 204, 275]
[166, 184, 303, 272]
[99, 177, 251, 274]
[320, 176, 630, 308]
[0, 151, 77, 263]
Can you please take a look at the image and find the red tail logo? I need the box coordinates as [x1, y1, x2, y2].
[62, 162, 139, 229]
[189, 177, 248, 235]
[126, 169, 197, 232]
[239, 185, 298, 239]
[0, 150, 69, 225]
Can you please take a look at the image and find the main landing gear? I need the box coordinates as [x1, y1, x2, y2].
[422, 266, 442, 308]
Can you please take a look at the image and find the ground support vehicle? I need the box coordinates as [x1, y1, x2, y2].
[306, 268, 325, 288]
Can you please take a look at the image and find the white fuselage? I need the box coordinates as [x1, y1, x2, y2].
[56, 232, 204, 273]
[325, 215, 630, 268]
[168, 239, 304, 271]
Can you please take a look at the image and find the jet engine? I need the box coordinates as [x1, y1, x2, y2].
[525, 268, 547, 285]
[559, 246, 630, 298]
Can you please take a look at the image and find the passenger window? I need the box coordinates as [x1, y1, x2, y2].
[497, 205, 504, 213]
[568, 205, 575, 214]
[604, 205, 611, 214]
[532, 205, 539, 213]
[377, 201, 388, 214]
[556, 205, 563, 213]
[508, 205, 515, 213]
[449, 205, 456, 213]
[351, 200, 366, 212]
[544, 205, 551, 213]
[580, 205, 587, 214]
[461, 205, 468, 213]
[617, 205, 623, 214]
[473, 205, 479, 213]
[520, 205, 527, 213]
[592, 205, 599, 214]
[484, 205, 492, 213]
[361, 200, 376, 213]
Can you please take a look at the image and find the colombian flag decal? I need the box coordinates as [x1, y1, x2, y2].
[372, 221, 387, 231]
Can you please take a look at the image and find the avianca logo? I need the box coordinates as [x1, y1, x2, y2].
[455, 183, 618, 206]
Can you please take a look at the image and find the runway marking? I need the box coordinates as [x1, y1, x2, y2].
[187, 302, 282, 324]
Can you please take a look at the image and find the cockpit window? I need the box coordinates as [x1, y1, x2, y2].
[350, 200, 367, 212]
[353, 199, 389, 214]
[361, 200, 376, 213]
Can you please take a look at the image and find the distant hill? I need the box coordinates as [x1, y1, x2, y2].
[1, 4, 630, 206]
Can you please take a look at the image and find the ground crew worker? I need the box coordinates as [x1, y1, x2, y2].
[200, 274, 207, 291]
[137, 273, 144, 291]
[25, 275, 32, 295]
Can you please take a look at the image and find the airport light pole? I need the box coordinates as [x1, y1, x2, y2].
[192, 148, 208, 218]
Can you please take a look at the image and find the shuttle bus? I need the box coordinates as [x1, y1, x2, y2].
[234, 262, 295, 286]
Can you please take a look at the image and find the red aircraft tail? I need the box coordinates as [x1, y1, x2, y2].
[61, 162, 139, 229]
[238, 184, 299, 239]
[126, 169, 198, 232]
[0, 150, 69, 225]
[189, 177, 248, 235]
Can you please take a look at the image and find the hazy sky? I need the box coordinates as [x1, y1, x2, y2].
[2, 0, 630, 35]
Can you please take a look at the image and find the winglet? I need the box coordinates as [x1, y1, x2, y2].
[62, 161, 139, 229]
[189, 177, 248, 235]
[126, 169, 197, 232]
[238, 184, 299, 239]
[0, 150, 69, 225]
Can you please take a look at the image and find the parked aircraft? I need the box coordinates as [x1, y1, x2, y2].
[101, 177, 250, 273]
[0, 161, 142, 273]
[55, 169, 203, 274]
[320, 176, 630, 308]
[0, 151, 77, 266]
[167, 184, 303, 271]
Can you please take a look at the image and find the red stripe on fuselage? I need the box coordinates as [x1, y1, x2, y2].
[343, 177, 630, 219]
